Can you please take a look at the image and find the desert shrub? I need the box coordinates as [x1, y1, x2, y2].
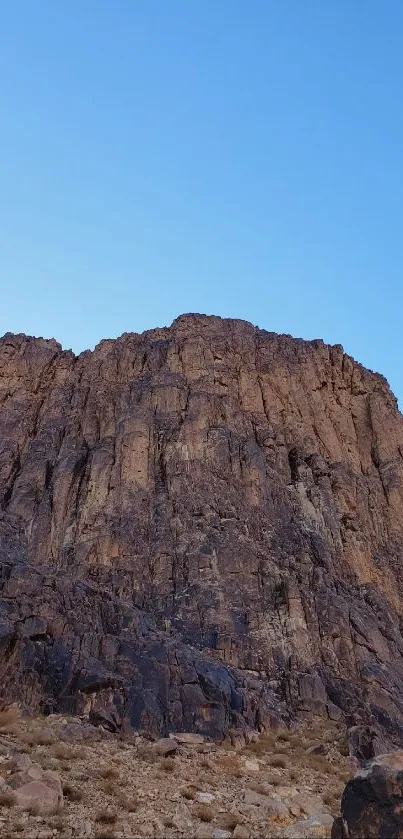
[0, 791, 16, 807]
[99, 766, 119, 780]
[116, 791, 138, 812]
[218, 813, 240, 830]
[160, 757, 175, 772]
[181, 786, 197, 800]
[50, 743, 78, 760]
[136, 743, 158, 763]
[247, 781, 269, 795]
[62, 783, 83, 802]
[269, 756, 288, 769]
[194, 804, 214, 822]
[95, 810, 118, 824]
[163, 816, 175, 828]
[277, 730, 292, 742]
[0, 707, 19, 728]
[306, 754, 330, 773]
[265, 773, 282, 786]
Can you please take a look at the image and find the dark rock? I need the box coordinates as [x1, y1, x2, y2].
[89, 704, 122, 734]
[340, 751, 403, 838]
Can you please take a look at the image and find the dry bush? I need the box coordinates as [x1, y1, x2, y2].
[268, 756, 288, 769]
[217, 754, 242, 776]
[96, 809, 118, 824]
[102, 779, 118, 796]
[0, 707, 19, 728]
[265, 773, 282, 786]
[244, 739, 267, 756]
[277, 730, 292, 742]
[136, 743, 158, 764]
[26, 802, 40, 816]
[20, 728, 54, 747]
[116, 791, 138, 812]
[181, 786, 197, 800]
[50, 814, 68, 831]
[288, 769, 298, 781]
[62, 782, 83, 802]
[95, 830, 115, 839]
[194, 804, 214, 822]
[1, 723, 20, 736]
[305, 754, 330, 774]
[99, 767, 119, 780]
[337, 740, 350, 757]
[0, 790, 16, 807]
[200, 757, 213, 770]
[160, 757, 175, 772]
[163, 816, 175, 828]
[36, 754, 60, 770]
[247, 781, 269, 796]
[51, 743, 77, 760]
[218, 813, 240, 830]
[10, 820, 25, 833]
[17, 743, 31, 754]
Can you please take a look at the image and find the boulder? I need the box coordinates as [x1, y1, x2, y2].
[13, 780, 62, 814]
[154, 737, 178, 756]
[243, 789, 289, 817]
[338, 750, 403, 838]
[285, 814, 334, 838]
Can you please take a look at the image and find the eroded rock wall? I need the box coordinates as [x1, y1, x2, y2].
[1, 314, 403, 742]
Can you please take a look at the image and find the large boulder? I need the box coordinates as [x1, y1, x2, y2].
[336, 751, 403, 838]
[3, 752, 63, 815]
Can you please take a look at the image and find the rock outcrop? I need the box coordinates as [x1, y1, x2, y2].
[1, 314, 403, 745]
[334, 751, 403, 837]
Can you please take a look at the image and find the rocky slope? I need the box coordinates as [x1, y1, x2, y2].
[1, 314, 403, 749]
[0, 709, 350, 838]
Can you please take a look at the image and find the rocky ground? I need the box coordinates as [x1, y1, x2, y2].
[0, 708, 353, 839]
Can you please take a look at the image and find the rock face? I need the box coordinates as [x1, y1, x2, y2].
[336, 751, 403, 837]
[1, 314, 403, 745]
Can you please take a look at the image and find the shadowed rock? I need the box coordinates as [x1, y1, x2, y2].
[335, 751, 403, 837]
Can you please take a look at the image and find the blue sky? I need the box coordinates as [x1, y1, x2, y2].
[1, 1, 402, 404]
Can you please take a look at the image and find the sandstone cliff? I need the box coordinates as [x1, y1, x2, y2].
[1, 314, 403, 749]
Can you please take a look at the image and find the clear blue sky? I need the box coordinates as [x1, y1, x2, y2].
[1, 1, 402, 404]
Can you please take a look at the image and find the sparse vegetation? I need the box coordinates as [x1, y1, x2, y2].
[62, 782, 83, 802]
[20, 729, 54, 746]
[194, 803, 214, 822]
[116, 791, 138, 812]
[181, 786, 197, 800]
[95, 809, 118, 824]
[0, 791, 16, 807]
[50, 743, 78, 760]
[268, 755, 288, 769]
[160, 757, 175, 772]
[247, 780, 269, 795]
[218, 813, 239, 830]
[0, 707, 19, 729]
[99, 766, 119, 780]
[0, 709, 353, 838]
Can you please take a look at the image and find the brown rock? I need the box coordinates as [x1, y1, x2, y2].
[1, 316, 403, 746]
[154, 737, 178, 756]
[13, 780, 62, 814]
[285, 814, 334, 838]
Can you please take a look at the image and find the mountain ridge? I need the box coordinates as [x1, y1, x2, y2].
[1, 314, 403, 755]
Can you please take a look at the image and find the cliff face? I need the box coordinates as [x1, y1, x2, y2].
[1, 314, 403, 747]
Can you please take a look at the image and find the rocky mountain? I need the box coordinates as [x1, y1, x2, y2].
[1, 314, 403, 752]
